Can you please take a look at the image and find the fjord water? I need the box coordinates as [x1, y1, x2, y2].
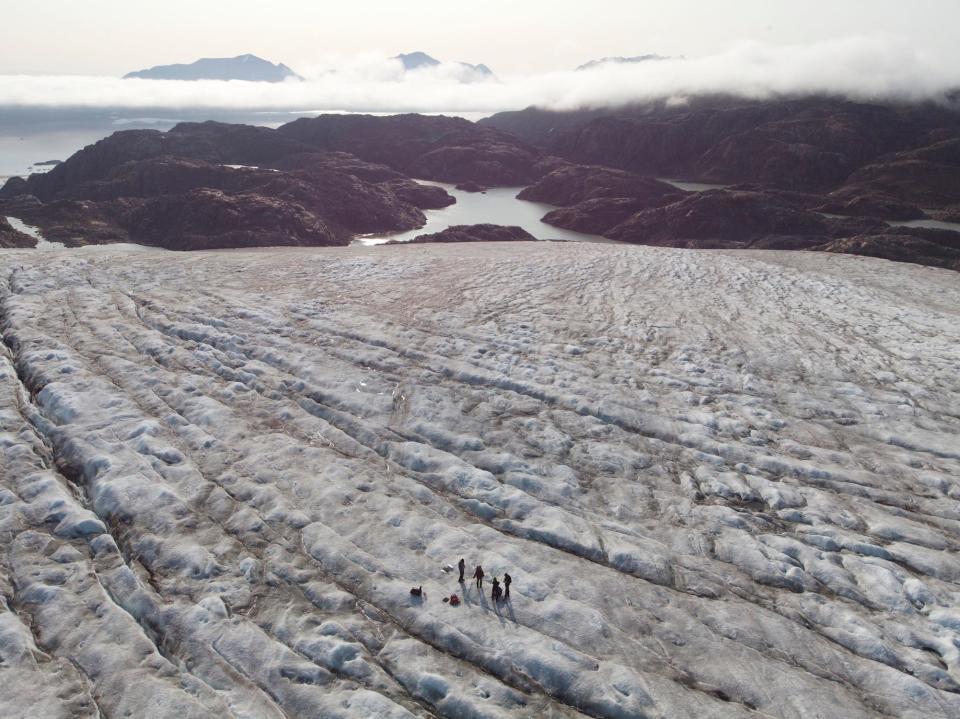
[360, 182, 610, 244]
[889, 217, 960, 232]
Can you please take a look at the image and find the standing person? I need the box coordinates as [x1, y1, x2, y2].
[491, 577, 501, 603]
[458, 558, 466, 583]
[473, 564, 484, 589]
[503, 572, 511, 599]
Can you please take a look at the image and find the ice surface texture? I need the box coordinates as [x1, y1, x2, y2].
[1, 242, 959, 718]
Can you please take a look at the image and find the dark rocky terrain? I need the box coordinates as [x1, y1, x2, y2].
[481, 96, 960, 268]
[517, 164, 683, 207]
[124, 54, 301, 82]
[277, 114, 539, 185]
[0, 217, 36, 248]
[0, 119, 472, 249]
[404, 223, 536, 243]
[3, 99, 960, 267]
[603, 190, 883, 248]
[482, 96, 960, 196]
[0, 114, 542, 250]
[813, 228, 960, 271]
[454, 181, 488, 193]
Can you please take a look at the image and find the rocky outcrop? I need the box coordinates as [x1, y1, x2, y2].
[272, 151, 404, 181]
[517, 164, 683, 207]
[382, 180, 457, 210]
[0, 121, 463, 250]
[277, 114, 541, 186]
[405, 224, 537, 244]
[814, 230, 960, 271]
[0, 217, 36, 248]
[482, 97, 960, 197]
[520, 164, 686, 235]
[455, 181, 488, 193]
[3, 199, 132, 246]
[604, 190, 884, 249]
[0, 123, 312, 203]
[814, 194, 926, 221]
[0, 114, 543, 198]
[542, 197, 658, 235]
[931, 206, 960, 223]
[125, 189, 344, 250]
[6, 103, 960, 267]
[830, 138, 960, 208]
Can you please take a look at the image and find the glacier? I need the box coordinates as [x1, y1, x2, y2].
[1, 242, 959, 718]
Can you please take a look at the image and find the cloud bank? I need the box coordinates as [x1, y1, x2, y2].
[1, 37, 957, 115]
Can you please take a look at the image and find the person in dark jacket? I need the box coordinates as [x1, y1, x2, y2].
[458, 558, 466, 583]
[473, 564, 484, 589]
[491, 577, 502, 602]
[503, 572, 511, 599]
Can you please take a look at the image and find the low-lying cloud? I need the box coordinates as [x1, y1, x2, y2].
[1, 37, 957, 116]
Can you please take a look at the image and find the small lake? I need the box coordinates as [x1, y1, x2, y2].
[888, 218, 960, 233]
[359, 183, 610, 245]
[658, 178, 731, 192]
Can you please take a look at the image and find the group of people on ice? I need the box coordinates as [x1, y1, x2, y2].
[417, 558, 516, 607]
[459, 557, 511, 603]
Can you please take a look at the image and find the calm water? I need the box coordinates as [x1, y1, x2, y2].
[359, 183, 610, 245]
[0, 130, 107, 183]
[888, 218, 960, 233]
[0, 124, 181, 182]
[659, 178, 731, 192]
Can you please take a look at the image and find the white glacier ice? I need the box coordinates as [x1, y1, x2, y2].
[1, 241, 959, 718]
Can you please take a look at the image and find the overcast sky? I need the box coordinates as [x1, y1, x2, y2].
[3, 0, 960, 76]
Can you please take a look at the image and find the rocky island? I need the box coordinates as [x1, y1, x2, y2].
[405, 224, 536, 244]
[124, 54, 302, 82]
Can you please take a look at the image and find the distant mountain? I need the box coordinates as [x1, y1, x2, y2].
[124, 54, 301, 82]
[576, 54, 671, 71]
[394, 52, 441, 72]
[392, 51, 494, 79]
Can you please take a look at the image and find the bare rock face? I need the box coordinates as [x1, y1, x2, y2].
[406, 224, 537, 243]
[604, 190, 884, 248]
[0, 121, 464, 250]
[277, 114, 542, 186]
[831, 138, 960, 207]
[0, 123, 312, 203]
[455, 181, 488, 193]
[7, 199, 133, 246]
[542, 197, 660, 235]
[815, 231, 960, 271]
[382, 180, 457, 210]
[520, 164, 685, 235]
[931, 206, 960, 223]
[815, 194, 926, 221]
[517, 164, 683, 207]
[0, 176, 28, 197]
[483, 96, 960, 197]
[272, 151, 405, 182]
[126, 189, 345, 250]
[0, 217, 36, 248]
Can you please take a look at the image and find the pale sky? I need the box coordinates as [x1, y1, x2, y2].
[2, 0, 959, 76]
